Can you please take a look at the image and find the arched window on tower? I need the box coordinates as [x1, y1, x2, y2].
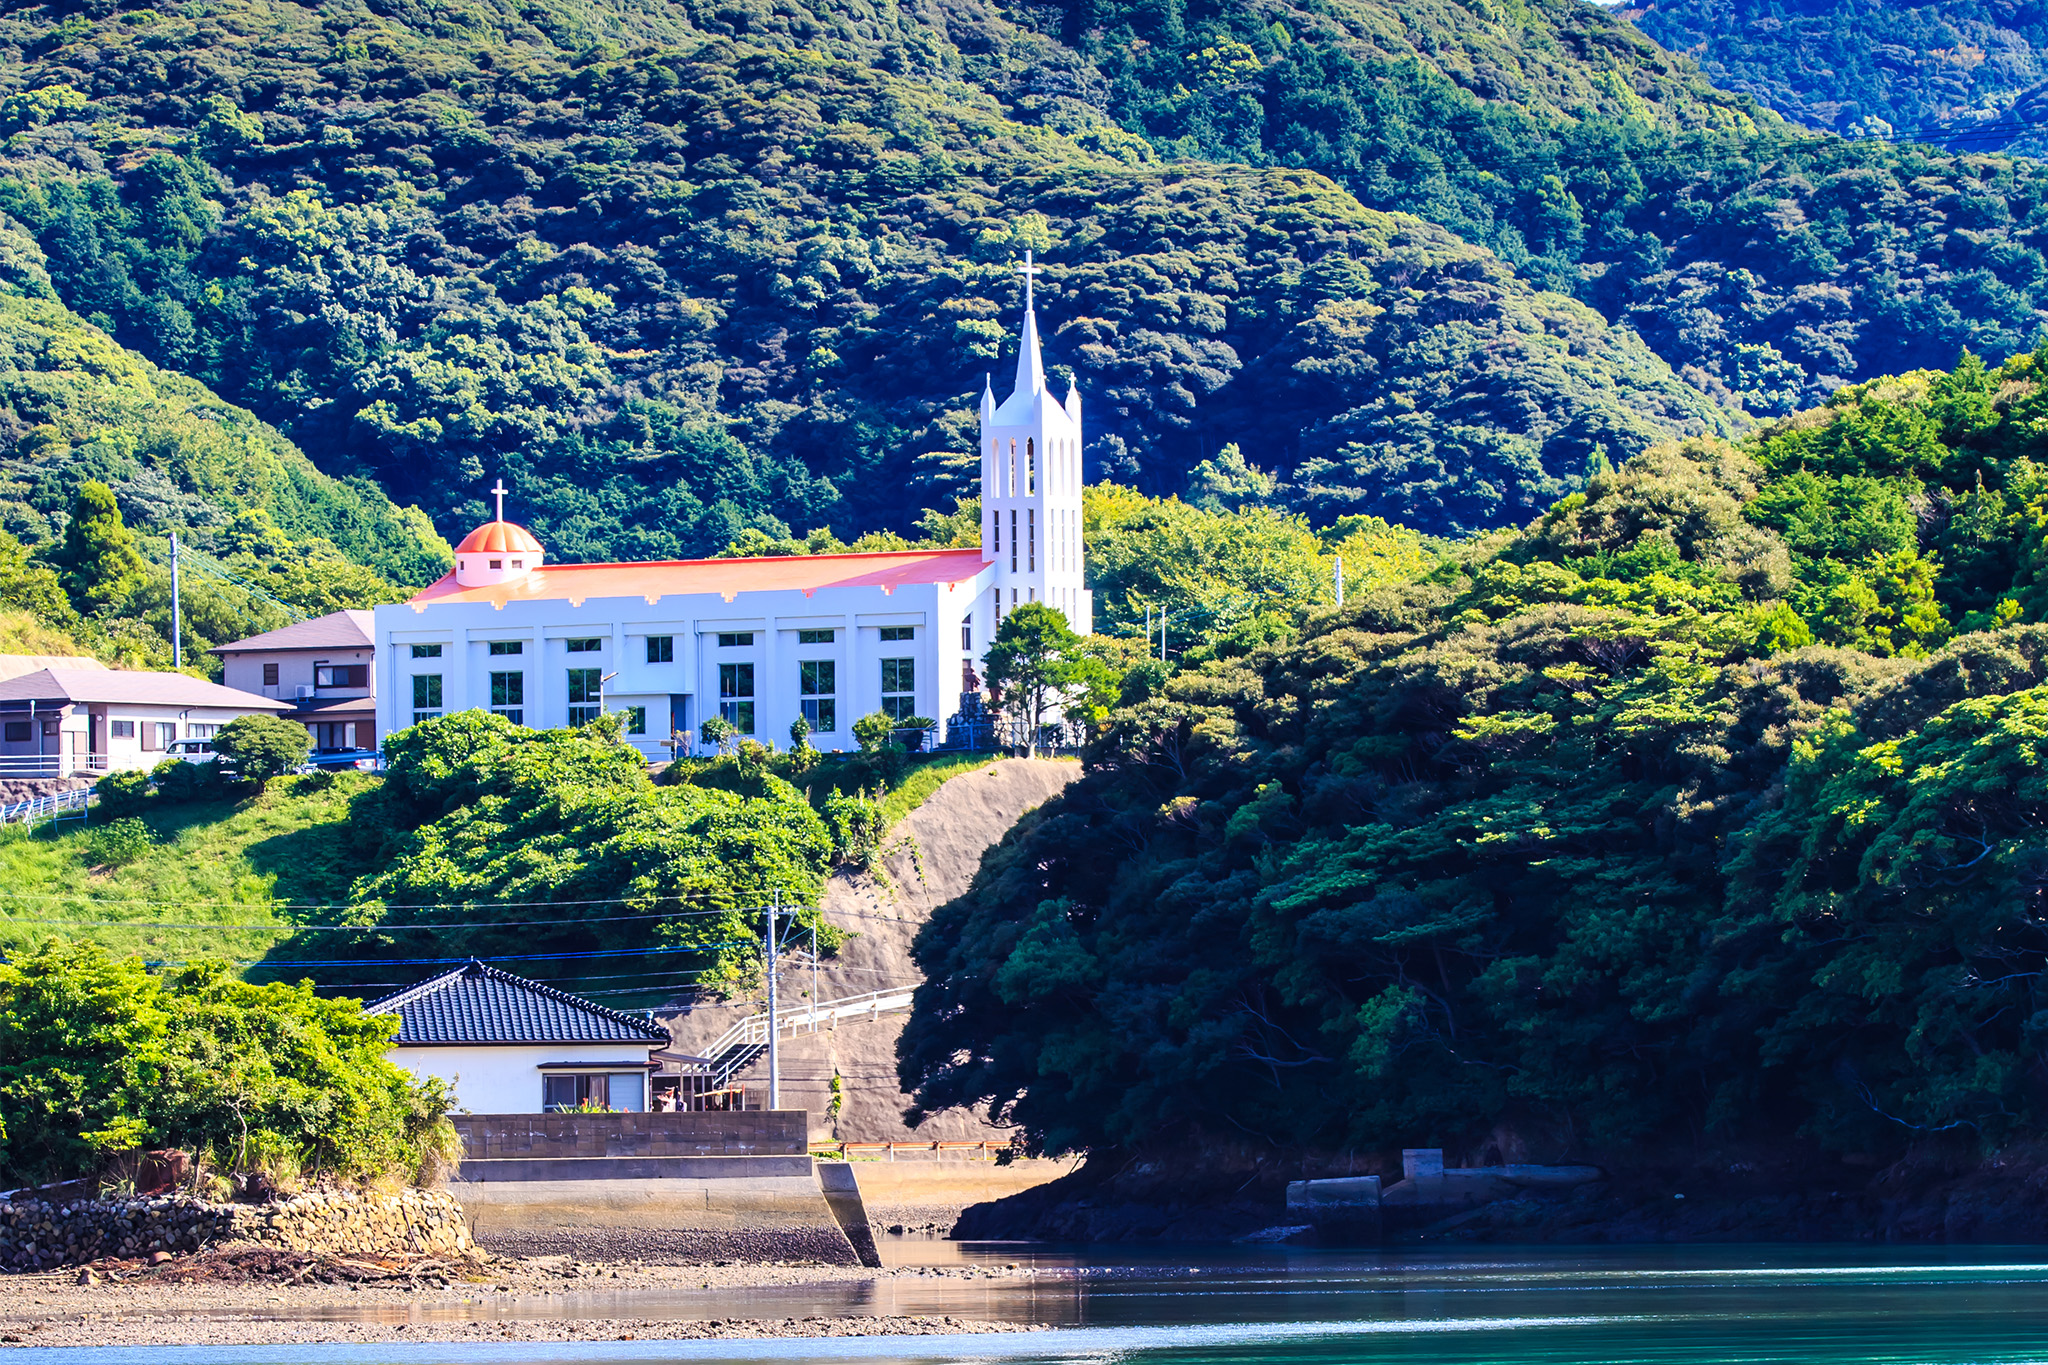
[1026, 439, 1036, 495]
[1008, 439, 1017, 497]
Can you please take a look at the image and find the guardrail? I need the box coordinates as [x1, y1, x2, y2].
[682, 987, 918, 1069]
[0, 756, 110, 778]
[0, 787, 90, 827]
[809, 1140, 1019, 1161]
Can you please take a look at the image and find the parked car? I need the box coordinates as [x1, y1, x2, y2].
[298, 748, 381, 772]
[164, 738, 218, 763]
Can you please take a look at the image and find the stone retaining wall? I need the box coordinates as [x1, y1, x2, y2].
[0, 1189, 473, 1271]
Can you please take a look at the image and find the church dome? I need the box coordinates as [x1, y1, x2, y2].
[456, 520, 544, 555]
[453, 519, 545, 588]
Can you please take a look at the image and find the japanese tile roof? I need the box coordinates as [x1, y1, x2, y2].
[211, 610, 374, 655]
[366, 960, 669, 1046]
[0, 669, 292, 710]
[405, 547, 988, 609]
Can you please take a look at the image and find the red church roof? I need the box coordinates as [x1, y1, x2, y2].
[408, 548, 989, 608]
[455, 521, 545, 555]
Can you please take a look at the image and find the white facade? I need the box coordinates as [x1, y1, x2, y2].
[390, 1043, 650, 1114]
[372, 267, 1088, 759]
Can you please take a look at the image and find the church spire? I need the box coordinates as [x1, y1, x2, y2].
[1013, 250, 1045, 399]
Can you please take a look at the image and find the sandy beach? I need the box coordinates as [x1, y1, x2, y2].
[0, 1251, 1063, 1349]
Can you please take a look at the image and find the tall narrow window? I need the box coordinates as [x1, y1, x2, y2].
[490, 671, 524, 725]
[567, 667, 602, 725]
[880, 657, 916, 721]
[1008, 440, 1017, 496]
[719, 662, 755, 733]
[1010, 510, 1018, 572]
[1028, 509, 1036, 572]
[961, 615, 972, 651]
[799, 659, 837, 734]
[412, 674, 443, 726]
[1027, 438, 1036, 495]
[993, 510, 1001, 555]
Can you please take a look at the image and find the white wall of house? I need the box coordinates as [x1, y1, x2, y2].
[375, 575, 988, 761]
[389, 1043, 652, 1114]
[0, 702, 275, 774]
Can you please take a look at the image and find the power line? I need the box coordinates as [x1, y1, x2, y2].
[0, 888, 784, 911]
[0, 907, 762, 932]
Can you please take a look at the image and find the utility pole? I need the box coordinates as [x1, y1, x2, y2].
[1335, 556, 1344, 608]
[765, 889, 781, 1110]
[1160, 607, 1168, 663]
[170, 532, 181, 671]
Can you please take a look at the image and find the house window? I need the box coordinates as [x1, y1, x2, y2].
[797, 629, 834, 644]
[411, 643, 442, 659]
[188, 724, 220, 740]
[490, 671, 524, 725]
[717, 632, 754, 648]
[718, 662, 755, 733]
[147, 722, 177, 751]
[800, 660, 836, 733]
[111, 720, 134, 739]
[315, 664, 366, 688]
[647, 636, 674, 663]
[489, 641, 523, 656]
[2, 722, 27, 742]
[542, 1072, 643, 1112]
[962, 615, 972, 651]
[880, 626, 915, 642]
[262, 662, 279, 687]
[568, 667, 602, 725]
[567, 638, 602, 653]
[881, 658, 915, 720]
[624, 705, 646, 735]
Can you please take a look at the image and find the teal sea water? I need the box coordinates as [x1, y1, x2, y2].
[25, 1244, 2048, 1365]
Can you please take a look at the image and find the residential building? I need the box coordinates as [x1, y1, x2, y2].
[370, 960, 669, 1113]
[372, 257, 1090, 759]
[212, 610, 377, 753]
[0, 669, 291, 775]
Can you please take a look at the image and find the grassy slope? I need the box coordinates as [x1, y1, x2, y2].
[0, 772, 370, 977]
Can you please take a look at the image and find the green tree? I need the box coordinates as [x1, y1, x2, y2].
[984, 602, 1086, 748]
[49, 481, 144, 613]
[213, 714, 311, 787]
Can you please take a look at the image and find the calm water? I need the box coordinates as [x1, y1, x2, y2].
[28, 1240, 2048, 1365]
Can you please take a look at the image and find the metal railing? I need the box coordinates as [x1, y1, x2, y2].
[0, 755, 111, 778]
[0, 786, 90, 827]
[679, 986, 918, 1074]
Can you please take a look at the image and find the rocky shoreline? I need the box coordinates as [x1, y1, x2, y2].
[0, 1246, 1058, 1349]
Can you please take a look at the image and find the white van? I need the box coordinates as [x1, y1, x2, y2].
[165, 738, 218, 763]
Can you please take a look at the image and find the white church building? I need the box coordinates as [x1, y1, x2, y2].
[372, 258, 1091, 759]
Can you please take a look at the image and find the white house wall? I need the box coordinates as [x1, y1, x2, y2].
[390, 1044, 650, 1114]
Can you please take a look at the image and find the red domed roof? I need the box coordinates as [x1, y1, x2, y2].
[455, 521, 543, 555]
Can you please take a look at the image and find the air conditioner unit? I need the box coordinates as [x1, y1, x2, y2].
[295, 685, 315, 700]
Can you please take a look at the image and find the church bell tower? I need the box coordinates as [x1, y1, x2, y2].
[980, 251, 1090, 635]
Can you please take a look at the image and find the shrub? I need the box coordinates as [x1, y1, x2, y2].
[823, 788, 885, 867]
[92, 768, 151, 819]
[851, 711, 894, 753]
[81, 816, 153, 868]
[213, 714, 310, 788]
[151, 755, 219, 803]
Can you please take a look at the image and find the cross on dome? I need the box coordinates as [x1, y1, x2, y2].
[490, 478, 508, 522]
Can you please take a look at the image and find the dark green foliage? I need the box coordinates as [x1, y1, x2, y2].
[897, 397, 2048, 1159]
[49, 482, 143, 612]
[1632, 0, 2048, 152]
[985, 600, 1087, 733]
[0, 939, 453, 1185]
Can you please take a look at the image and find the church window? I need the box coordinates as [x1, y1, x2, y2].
[880, 626, 915, 641]
[719, 662, 755, 733]
[1029, 509, 1036, 572]
[411, 675, 442, 712]
[1027, 439, 1036, 495]
[490, 671, 524, 725]
[961, 615, 972, 650]
[567, 638, 602, 653]
[647, 636, 674, 663]
[411, 644, 442, 659]
[623, 706, 646, 735]
[1009, 511, 1018, 572]
[993, 513, 1001, 554]
[489, 641, 522, 656]
[880, 658, 915, 720]
[489, 560, 503, 569]
[568, 667, 602, 724]
[798, 629, 835, 644]
[800, 660, 837, 733]
[717, 632, 754, 648]
[511, 559, 524, 569]
[1008, 440, 1016, 496]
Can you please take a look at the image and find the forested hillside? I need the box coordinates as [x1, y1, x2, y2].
[900, 347, 2048, 1161]
[1630, 0, 2048, 154]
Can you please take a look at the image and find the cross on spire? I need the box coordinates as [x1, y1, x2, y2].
[1018, 250, 1041, 310]
[490, 478, 507, 523]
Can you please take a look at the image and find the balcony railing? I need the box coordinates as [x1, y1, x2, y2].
[0, 754, 111, 778]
